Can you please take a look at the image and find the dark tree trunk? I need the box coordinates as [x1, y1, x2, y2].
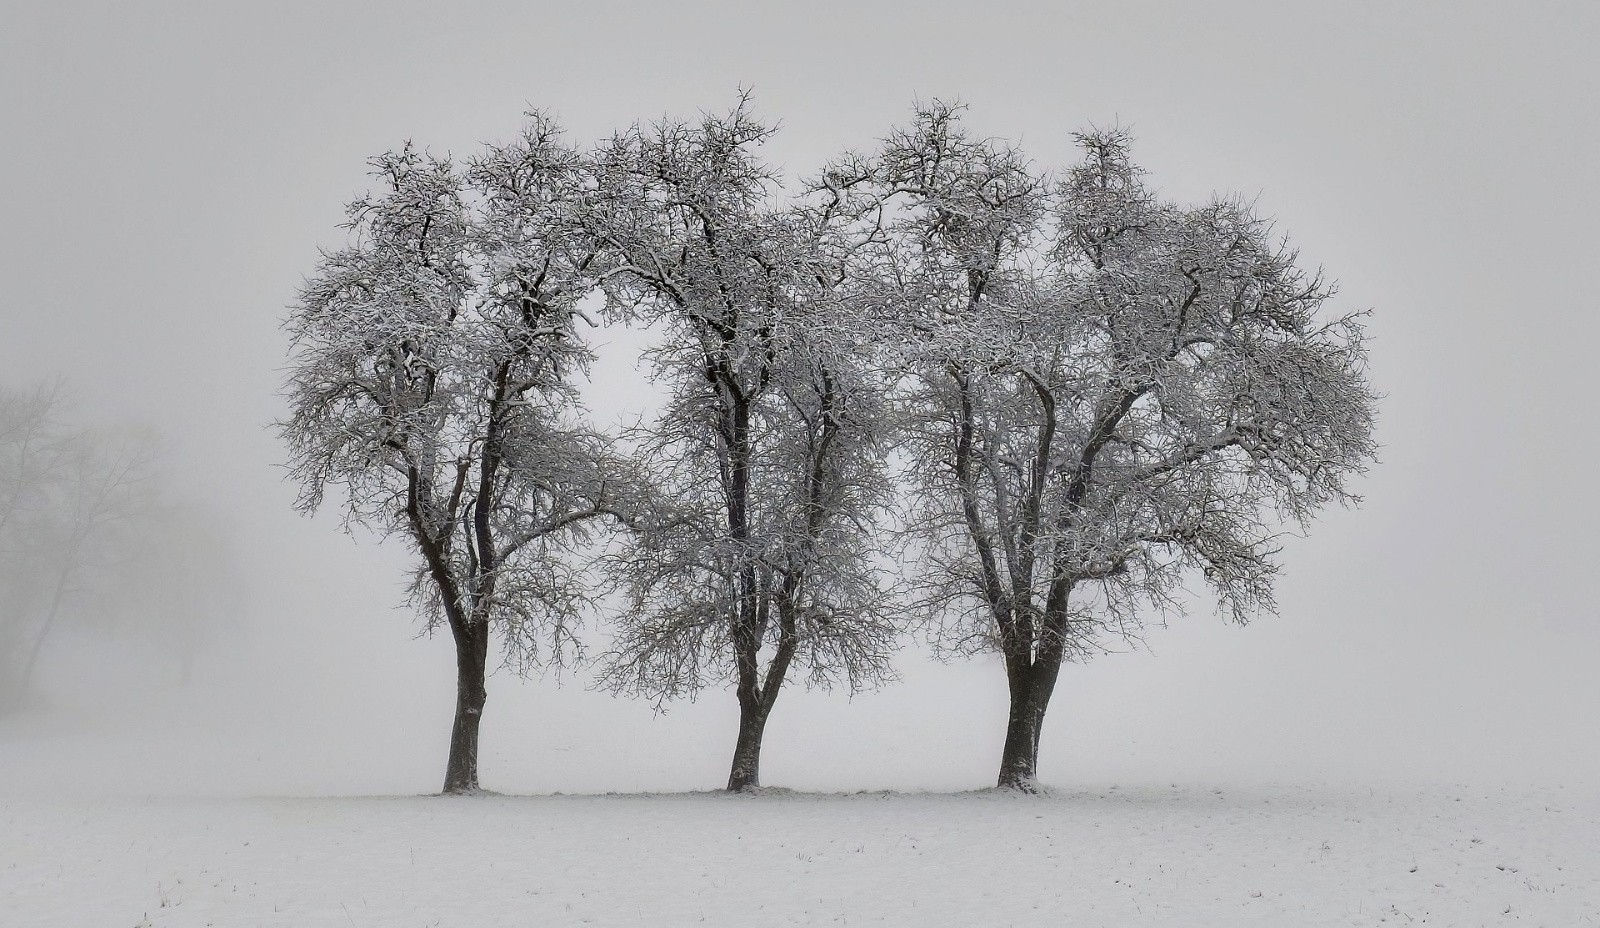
[442, 619, 490, 794]
[725, 599, 799, 793]
[727, 697, 770, 792]
[996, 658, 1064, 792]
[721, 379, 775, 794]
[997, 682, 1047, 791]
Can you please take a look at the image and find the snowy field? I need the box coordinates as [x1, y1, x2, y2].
[4, 784, 1597, 927]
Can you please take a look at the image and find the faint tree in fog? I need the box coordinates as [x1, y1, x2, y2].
[868, 104, 1378, 790]
[99, 502, 240, 685]
[0, 382, 67, 707]
[589, 101, 899, 791]
[0, 382, 158, 711]
[283, 115, 640, 794]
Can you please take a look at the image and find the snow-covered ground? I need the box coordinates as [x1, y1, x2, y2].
[4, 784, 1596, 927]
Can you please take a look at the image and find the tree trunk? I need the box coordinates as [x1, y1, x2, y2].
[442, 619, 490, 794]
[996, 660, 1063, 792]
[10, 562, 73, 711]
[726, 698, 770, 792]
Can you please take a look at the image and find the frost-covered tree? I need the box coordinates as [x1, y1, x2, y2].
[874, 105, 1377, 790]
[283, 116, 637, 794]
[589, 102, 898, 791]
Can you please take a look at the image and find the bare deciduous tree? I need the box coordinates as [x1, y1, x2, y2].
[283, 115, 637, 794]
[872, 105, 1377, 790]
[590, 102, 899, 791]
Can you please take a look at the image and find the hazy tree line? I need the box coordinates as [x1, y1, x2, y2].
[0, 382, 231, 713]
[284, 98, 1376, 794]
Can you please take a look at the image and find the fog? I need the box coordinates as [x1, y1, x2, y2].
[1, 1, 1596, 797]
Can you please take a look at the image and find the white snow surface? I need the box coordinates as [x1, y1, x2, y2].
[4, 784, 1596, 927]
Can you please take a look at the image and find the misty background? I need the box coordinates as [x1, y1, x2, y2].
[1, 1, 1595, 796]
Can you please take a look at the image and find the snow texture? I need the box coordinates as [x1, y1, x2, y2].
[4, 784, 1595, 926]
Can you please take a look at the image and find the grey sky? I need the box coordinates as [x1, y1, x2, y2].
[2, 1, 1596, 793]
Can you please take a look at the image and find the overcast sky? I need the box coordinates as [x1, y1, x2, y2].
[2, 1, 1596, 795]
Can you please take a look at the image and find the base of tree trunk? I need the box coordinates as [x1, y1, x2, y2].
[726, 704, 770, 792]
[441, 712, 483, 795]
[442, 622, 490, 795]
[996, 721, 1044, 793]
[995, 771, 1043, 794]
[726, 762, 763, 792]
